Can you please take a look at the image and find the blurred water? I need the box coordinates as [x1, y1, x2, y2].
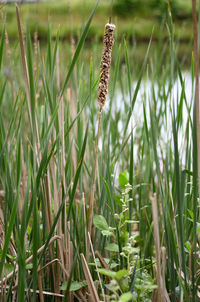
[104, 72, 194, 168]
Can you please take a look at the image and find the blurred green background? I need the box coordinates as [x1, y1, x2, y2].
[1, 0, 193, 41]
[0, 0, 194, 66]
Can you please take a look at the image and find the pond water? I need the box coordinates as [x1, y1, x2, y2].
[103, 71, 194, 165]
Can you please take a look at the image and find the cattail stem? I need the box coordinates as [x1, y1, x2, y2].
[88, 109, 102, 237]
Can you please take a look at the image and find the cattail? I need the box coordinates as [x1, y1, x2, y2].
[97, 23, 115, 110]
[87, 23, 116, 253]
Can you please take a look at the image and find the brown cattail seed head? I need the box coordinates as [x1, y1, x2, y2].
[97, 23, 115, 110]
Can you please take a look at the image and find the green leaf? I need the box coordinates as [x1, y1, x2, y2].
[119, 171, 128, 187]
[122, 246, 139, 255]
[116, 269, 129, 280]
[114, 194, 123, 206]
[0, 0, 8, 10]
[61, 280, 87, 291]
[119, 292, 133, 302]
[25, 264, 33, 270]
[97, 268, 116, 278]
[93, 215, 109, 231]
[105, 243, 119, 252]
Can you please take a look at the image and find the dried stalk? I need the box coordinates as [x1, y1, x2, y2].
[37, 266, 44, 302]
[0, 235, 61, 285]
[151, 194, 170, 302]
[80, 253, 100, 302]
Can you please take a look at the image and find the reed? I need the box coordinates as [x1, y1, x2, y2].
[0, 1, 200, 301]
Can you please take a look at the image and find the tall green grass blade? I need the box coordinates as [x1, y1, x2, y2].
[129, 131, 134, 234]
[67, 122, 89, 220]
[0, 25, 5, 71]
[172, 108, 188, 296]
[192, 101, 198, 300]
[124, 39, 132, 102]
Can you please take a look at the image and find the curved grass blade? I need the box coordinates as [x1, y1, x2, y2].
[124, 35, 152, 136]
[0, 196, 18, 279]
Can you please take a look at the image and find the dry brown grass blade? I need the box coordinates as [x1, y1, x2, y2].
[151, 194, 170, 302]
[33, 30, 38, 76]
[4, 27, 16, 101]
[161, 247, 170, 302]
[95, 250, 109, 270]
[37, 266, 44, 302]
[0, 287, 65, 298]
[80, 253, 100, 302]
[66, 221, 73, 302]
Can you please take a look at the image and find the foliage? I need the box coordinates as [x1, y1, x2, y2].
[94, 183, 156, 301]
[113, 0, 182, 18]
[0, 1, 199, 301]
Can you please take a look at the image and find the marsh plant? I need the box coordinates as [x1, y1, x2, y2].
[94, 181, 157, 301]
[0, 0, 200, 301]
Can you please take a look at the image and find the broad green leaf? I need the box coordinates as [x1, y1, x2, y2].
[97, 269, 116, 278]
[105, 243, 119, 252]
[116, 269, 129, 280]
[119, 171, 128, 187]
[93, 215, 109, 231]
